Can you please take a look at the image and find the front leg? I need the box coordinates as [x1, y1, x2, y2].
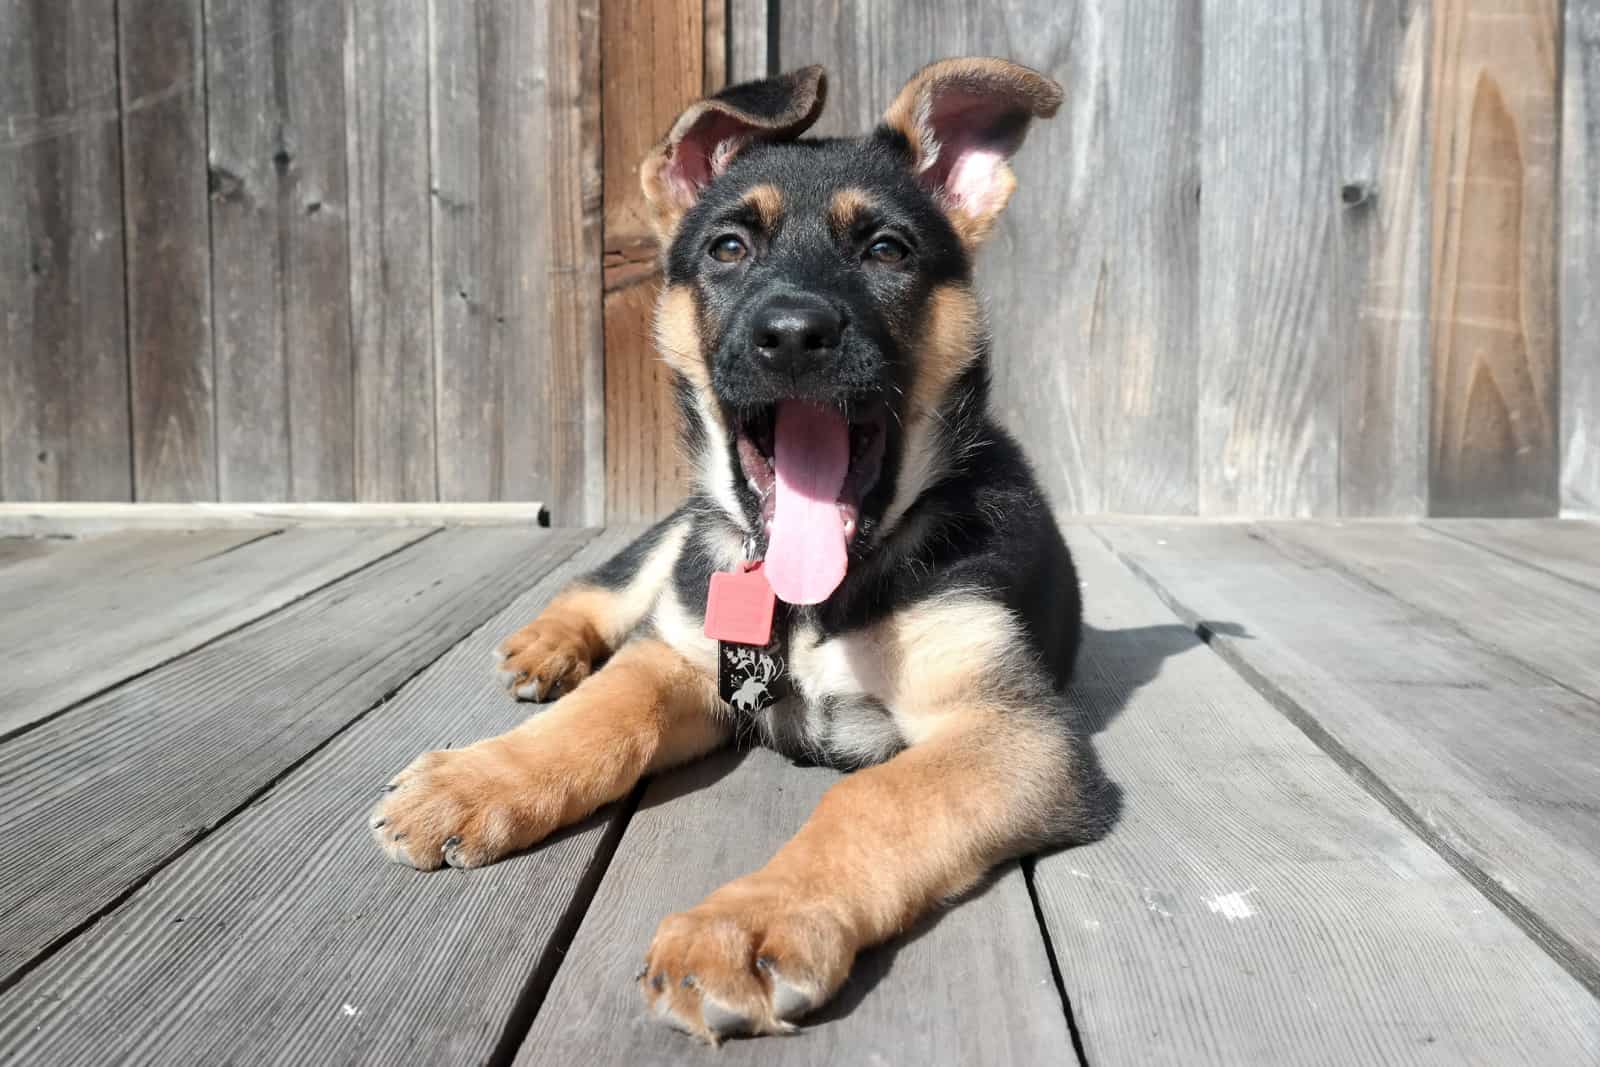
[374, 638, 728, 870]
[496, 511, 690, 701]
[639, 711, 1082, 1041]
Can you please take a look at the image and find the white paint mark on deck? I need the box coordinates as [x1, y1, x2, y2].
[1206, 887, 1259, 921]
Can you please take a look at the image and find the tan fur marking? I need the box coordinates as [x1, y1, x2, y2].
[741, 183, 784, 233]
[878, 282, 981, 533]
[653, 284, 711, 391]
[495, 587, 611, 699]
[497, 519, 690, 701]
[640, 710, 1071, 1040]
[909, 283, 981, 423]
[375, 638, 727, 871]
[827, 188, 875, 234]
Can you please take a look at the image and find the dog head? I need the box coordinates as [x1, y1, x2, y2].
[644, 59, 1061, 604]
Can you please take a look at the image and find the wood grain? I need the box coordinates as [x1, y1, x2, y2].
[1268, 520, 1600, 703]
[1426, 517, 1600, 589]
[1428, 0, 1559, 516]
[348, 0, 437, 502]
[1563, 1, 1600, 514]
[726, 0, 769, 83]
[0, 529, 634, 1066]
[431, 0, 604, 523]
[120, 0, 216, 502]
[0, 0, 131, 502]
[601, 0, 704, 522]
[207, 0, 354, 501]
[1098, 520, 1600, 994]
[545, 0, 607, 524]
[0, 500, 548, 534]
[1338, 0, 1432, 516]
[783, 2, 1171, 514]
[0, 526, 430, 736]
[518, 745, 1072, 1065]
[0, 526, 592, 989]
[1199, 3, 1340, 516]
[1034, 531, 1600, 1064]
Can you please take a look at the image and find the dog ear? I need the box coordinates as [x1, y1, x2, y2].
[878, 58, 1061, 247]
[641, 65, 828, 241]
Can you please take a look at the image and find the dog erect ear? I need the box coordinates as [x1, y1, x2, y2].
[879, 58, 1062, 246]
[641, 65, 828, 241]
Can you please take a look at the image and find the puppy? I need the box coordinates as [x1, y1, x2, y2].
[373, 58, 1092, 1043]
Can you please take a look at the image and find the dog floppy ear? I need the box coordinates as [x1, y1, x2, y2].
[879, 58, 1062, 247]
[641, 65, 828, 242]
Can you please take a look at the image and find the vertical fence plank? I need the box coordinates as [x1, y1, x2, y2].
[1337, 1, 1432, 516]
[120, 0, 215, 502]
[545, 0, 606, 523]
[1073, 2, 1202, 514]
[1200, 3, 1341, 516]
[727, 0, 769, 82]
[0, 0, 131, 501]
[782, 1, 1199, 516]
[1564, 0, 1600, 514]
[601, 0, 705, 522]
[348, 0, 436, 502]
[207, 0, 354, 502]
[431, 0, 602, 521]
[1427, 0, 1559, 516]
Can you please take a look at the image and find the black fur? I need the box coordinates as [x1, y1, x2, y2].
[592, 69, 1081, 778]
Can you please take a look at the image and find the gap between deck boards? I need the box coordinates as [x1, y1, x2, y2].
[0, 528, 599, 1003]
[1088, 523, 1600, 999]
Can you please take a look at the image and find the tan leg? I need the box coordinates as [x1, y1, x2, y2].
[494, 587, 617, 700]
[375, 638, 729, 870]
[639, 712, 1077, 1042]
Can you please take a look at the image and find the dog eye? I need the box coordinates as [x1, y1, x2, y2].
[708, 235, 748, 263]
[865, 236, 908, 264]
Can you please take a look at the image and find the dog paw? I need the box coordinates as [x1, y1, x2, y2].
[370, 744, 551, 870]
[638, 881, 855, 1042]
[494, 615, 595, 702]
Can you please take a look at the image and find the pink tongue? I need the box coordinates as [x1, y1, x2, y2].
[765, 400, 850, 605]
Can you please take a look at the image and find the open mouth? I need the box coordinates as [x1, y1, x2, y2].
[734, 399, 887, 604]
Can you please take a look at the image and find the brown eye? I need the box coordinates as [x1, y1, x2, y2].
[709, 235, 748, 263]
[866, 236, 908, 264]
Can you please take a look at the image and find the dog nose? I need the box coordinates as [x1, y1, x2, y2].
[750, 298, 843, 373]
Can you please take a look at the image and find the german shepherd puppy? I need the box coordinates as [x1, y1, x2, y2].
[373, 58, 1092, 1042]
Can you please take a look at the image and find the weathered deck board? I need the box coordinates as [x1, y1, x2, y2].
[1425, 518, 1600, 590]
[0, 528, 261, 602]
[1032, 533, 1600, 1064]
[0, 527, 591, 987]
[1266, 521, 1600, 702]
[0, 529, 632, 1066]
[519, 745, 1073, 1065]
[0, 526, 430, 736]
[1097, 520, 1600, 992]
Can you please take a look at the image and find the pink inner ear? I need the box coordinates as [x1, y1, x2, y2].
[944, 147, 1007, 217]
[916, 90, 1023, 218]
[665, 111, 752, 211]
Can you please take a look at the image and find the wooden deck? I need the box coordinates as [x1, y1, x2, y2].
[2, 519, 1599, 1064]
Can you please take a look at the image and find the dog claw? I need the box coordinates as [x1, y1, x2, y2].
[700, 999, 753, 1038]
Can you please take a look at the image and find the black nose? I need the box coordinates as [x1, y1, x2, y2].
[750, 298, 843, 374]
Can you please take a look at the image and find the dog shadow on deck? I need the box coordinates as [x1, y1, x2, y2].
[810, 617, 1246, 1025]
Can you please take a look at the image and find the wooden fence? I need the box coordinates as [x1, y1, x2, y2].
[2, 1, 1596, 521]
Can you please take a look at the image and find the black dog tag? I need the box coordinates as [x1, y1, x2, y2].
[718, 631, 789, 713]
